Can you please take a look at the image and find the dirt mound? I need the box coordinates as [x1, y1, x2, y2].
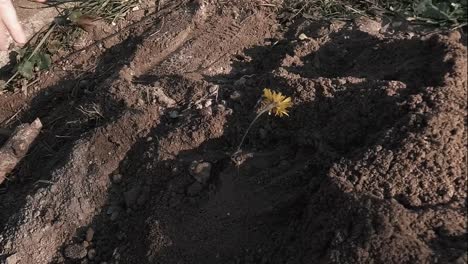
[0, 1, 466, 264]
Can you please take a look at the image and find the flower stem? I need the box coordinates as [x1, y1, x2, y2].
[235, 104, 274, 152]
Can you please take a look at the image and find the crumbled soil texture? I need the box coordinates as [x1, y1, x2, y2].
[0, 1, 466, 264]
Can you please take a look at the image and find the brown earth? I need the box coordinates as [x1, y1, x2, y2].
[0, 1, 466, 264]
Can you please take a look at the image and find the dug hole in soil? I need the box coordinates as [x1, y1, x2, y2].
[0, 1, 466, 263]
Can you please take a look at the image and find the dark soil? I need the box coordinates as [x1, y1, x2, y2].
[0, 1, 466, 264]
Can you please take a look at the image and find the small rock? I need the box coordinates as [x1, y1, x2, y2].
[152, 87, 176, 107]
[354, 17, 381, 34]
[110, 210, 119, 221]
[87, 249, 97, 260]
[106, 207, 114, 215]
[82, 241, 89, 248]
[230, 91, 242, 100]
[85, 227, 94, 242]
[112, 174, 122, 184]
[298, 33, 309, 40]
[169, 110, 179, 119]
[64, 244, 87, 260]
[187, 182, 204, 196]
[189, 161, 212, 184]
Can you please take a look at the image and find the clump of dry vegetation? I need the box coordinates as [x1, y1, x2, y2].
[2, 0, 139, 91]
[283, 0, 467, 27]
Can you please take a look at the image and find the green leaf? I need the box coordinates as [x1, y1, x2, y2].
[36, 53, 52, 70]
[415, 0, 452, 20]
[17, 61, 35, 79]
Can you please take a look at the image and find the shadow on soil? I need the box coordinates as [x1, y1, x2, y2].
[0, 12, 164, 247]
[56, 24, 463, 264]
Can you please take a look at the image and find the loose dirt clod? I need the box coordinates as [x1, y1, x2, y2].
[189, 161, 212, 184]
[87, 248, 96, 260]
[63, 244, 87, 260]
[111, 174, 122, 184]
[85, 228, 94, 242]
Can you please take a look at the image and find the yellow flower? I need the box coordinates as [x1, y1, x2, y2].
[262, 88, 293, 117]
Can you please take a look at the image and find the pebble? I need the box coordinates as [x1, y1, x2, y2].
[82, 241, 89, 248]
[298, 33, 310, 40]
[110, 210, 120, 221]
[85, 227, 94, 242]
[87, 249, 97, 260]
[189, 161, 212, 184]
[106, 207, 114, 215]
[187, 182, 204, 196]
[230, 91, 242, 100]
[112, 174, 122, 184]
[64, 243, 87, 260]
[169, 110, 179, 119]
